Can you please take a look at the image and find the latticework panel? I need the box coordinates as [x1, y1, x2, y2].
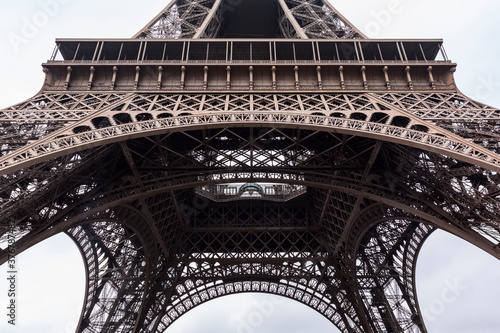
[135, 0, 220, 38]
[0, 93, 130, 155]
[1, 0, 499, 330]
[0, 85, 499, 333]
[68, 221, 148, 332]
[3, 95, 499, 176]
[353, 206, 435, 333]
[1, 125, 499, 332]
[134, 0, 364, 40]
[283, 0, 364, 39]
[373, 92, 500, 153]
[3, 92, 499, 170]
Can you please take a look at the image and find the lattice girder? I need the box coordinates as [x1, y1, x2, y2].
[67, 219, 150, 332]
[373, 92, 500, 153]
[1, 93, 499, 176]
[142, 259, 366, 332]
[1, 124, 500, 332]
[134, 0, 220, 39]
[2, 126, 500, 259]
[2, 0, 500, 331]
[133, 0, 364, 39]
[347, 204, 435, 333]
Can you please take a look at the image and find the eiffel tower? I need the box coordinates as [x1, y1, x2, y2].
[1, 0, 500, 332]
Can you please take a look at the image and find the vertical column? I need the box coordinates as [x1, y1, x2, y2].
[111, 66, 118, 89]
[157, 66, 164, 89]
[339, 66, 345, 90]
[88, 66, 95, 90]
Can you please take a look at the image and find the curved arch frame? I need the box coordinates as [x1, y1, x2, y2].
[6, 165, 499, 266]
[346, 204, 437, 332]
[150, 278, 357, 332]
[1, 122, 499, 332]
[65, 208, 155, 333]
[1, 112, 499, 175]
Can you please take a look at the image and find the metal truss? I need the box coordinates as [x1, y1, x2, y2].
[134, 0, 364, 39]
[134, 0, 221, 39]
[354, 210, 434, 333]
[282, 0, 365, 39]
[1, 92, 499, 175]
[67, 219, 149, 332]
[1, 111, 500, 331]
[373, 92, 500, 154]
[1, 0, 500, 332]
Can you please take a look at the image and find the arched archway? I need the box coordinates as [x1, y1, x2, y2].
[166, 293, 340, 333]
[2, 124, 500, 332]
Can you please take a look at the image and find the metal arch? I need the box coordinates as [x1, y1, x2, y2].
[66, 219, 150, 332]
[145, 269, 363, 332]
[0, 172, 417, 247]
[1, 112, 499, 176]
[6, 163, 497, 261]
[371, 91, 500, 155]
[342, 204, 436, 332]
[0, 92, 131, 157]
[2, 126, 499, 265]
[51, 184, 368, 331]
[0, 172, 437, 263]
[3, 91, 498, 174]
[3, 91, 499, 160]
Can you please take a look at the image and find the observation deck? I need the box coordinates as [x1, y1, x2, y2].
[42, 38, 455, 92]
[196, 183, 307, 202]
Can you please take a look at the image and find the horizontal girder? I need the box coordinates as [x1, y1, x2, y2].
[1, 110, 498, 176]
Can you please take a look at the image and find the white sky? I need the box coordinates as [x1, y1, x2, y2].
[1, 0, 500, 332]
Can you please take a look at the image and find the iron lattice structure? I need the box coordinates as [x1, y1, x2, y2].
[1, 0, 500, 332]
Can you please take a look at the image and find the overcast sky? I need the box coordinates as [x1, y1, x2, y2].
[1, 1, 500, 332]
